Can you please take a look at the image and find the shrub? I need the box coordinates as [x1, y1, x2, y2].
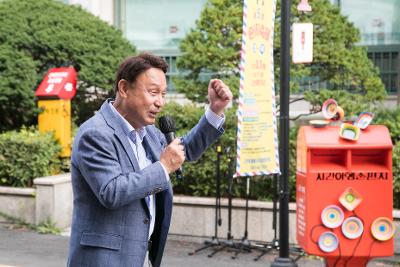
[373, 107, 400, 208]
[0, 128, 61, 187]
[159, 103, 279, 200]
[373, 107, 400, 143]
[162, 102, 400, 208]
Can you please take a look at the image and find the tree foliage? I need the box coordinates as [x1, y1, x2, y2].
[173, 0, 394, 204]
[175, 0, 386, 116]
[0, 0, 135, 130]
[174, 0, 242, 103]
[0, 45, 38, 130]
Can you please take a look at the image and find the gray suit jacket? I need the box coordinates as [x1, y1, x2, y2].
[67, 99, 223, 267]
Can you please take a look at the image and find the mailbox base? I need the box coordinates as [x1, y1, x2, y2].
[325, 256, 369, 267]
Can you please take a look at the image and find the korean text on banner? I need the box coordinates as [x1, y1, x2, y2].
[235, 0, 280, 177]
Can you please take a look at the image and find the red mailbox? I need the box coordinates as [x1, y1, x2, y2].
[296, 125, 394, 266]
[35, 67, 77, 157]
[35, 67, 77, 99]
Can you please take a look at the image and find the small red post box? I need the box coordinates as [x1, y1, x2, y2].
[296, 125, 394, 266]
[35, 67, 77, 100]
[35, 67, 77, 157]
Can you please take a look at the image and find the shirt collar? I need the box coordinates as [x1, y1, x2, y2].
[109, 102, 147, 142]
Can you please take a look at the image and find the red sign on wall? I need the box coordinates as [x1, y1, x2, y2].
[35, 67, 77, 100]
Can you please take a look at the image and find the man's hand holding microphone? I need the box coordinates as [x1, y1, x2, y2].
[160, 138, 185, 174]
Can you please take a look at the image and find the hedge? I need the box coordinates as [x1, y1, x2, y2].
[1, 103, 398, 209]
[161, 103, 400, 209]
[158, 103, 289, 201]
[0, 128, 62, 187]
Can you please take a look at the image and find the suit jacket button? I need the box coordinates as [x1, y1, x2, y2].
[143, 218, 150, 224]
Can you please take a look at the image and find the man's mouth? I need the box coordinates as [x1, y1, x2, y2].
[149, 111, 158, 118]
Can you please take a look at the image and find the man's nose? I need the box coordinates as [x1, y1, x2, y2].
[154, 94, 165, 107]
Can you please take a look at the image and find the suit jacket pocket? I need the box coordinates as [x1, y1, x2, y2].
[80, 231, 122, 250]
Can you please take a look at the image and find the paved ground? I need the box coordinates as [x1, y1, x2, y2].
[0, 224, 398, 267]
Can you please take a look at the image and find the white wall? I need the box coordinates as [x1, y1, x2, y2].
[68, 0, 114, 25]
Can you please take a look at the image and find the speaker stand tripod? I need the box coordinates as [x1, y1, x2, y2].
[207, 154, 250, 258]
[230, 176, 253, 259]
[188, 144, 223, 256]
[253, 174, 280, 261]
[207, 161, 234, 257]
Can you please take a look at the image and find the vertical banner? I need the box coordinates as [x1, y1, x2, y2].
[235, 0, 279, 177]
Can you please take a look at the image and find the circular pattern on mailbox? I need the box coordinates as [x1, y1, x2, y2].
[342, 217, 364, 239]
[318, 232, 339, 253]
[321, 205, 344, 229]
[371, 217, 395, 241]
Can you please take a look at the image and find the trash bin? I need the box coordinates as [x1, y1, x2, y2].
[296, 125, 394, 266]
[35, 67, 77, 157]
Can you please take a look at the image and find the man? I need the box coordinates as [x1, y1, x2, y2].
[67, 53, 232, 267]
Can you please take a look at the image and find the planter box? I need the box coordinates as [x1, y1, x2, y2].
[0, 173, 72, 228]
[0, 186, 36, 224]
[171, 196, 298, 243]
[0, 176, 398, 254]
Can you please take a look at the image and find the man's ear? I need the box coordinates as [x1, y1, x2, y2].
[117, 79, 129, 98]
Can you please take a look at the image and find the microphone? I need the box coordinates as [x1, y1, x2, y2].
[158, 115, 183, 179]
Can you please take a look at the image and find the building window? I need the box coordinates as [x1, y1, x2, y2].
[161, 56, 179, 92]
[339, 0, 400, 46]
[368, 50, 399, 94]
[124, 0, 207, 52]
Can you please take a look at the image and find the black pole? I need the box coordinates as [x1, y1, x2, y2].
[216, 144, 222, 234]
[244, 177, 249, 240]
[271, 0, 297, 266]
[227, 157, 233, 241]
[272, 174, 279, 246]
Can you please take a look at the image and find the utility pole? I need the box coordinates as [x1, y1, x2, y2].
[271, 0, 297, 266]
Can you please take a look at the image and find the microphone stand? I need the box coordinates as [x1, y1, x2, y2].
[207, 150, 250, 258]
[231, 176, 252, 259]
[253, 174, 280, 261]
[188, 144, 222, 256]
[226, 156, 234, 244]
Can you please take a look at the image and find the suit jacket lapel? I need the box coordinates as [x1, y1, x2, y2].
[100, 100, 150, 216]
[114, 129, 141, 171]
[99, 99, 141, 171]
[143, 134, 161, 162]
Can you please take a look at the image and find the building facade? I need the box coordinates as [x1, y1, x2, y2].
[64, 0, 399, 98]
[333, 0, 400, 95]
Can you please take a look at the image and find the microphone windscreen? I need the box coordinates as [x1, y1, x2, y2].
[159, 115, 176, 134]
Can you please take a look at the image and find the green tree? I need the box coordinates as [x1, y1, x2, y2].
[175, 0, 386, 117]
[175, 0, 242, 103]
[0, 45, 38, 130]
[0, 0, 135, 130]
[172, 0, 389, 203]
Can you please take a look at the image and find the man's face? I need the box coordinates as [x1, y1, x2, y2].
[124, 68, 167, 129]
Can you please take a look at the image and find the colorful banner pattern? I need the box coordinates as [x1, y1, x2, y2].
[235, 0, 280, 177]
